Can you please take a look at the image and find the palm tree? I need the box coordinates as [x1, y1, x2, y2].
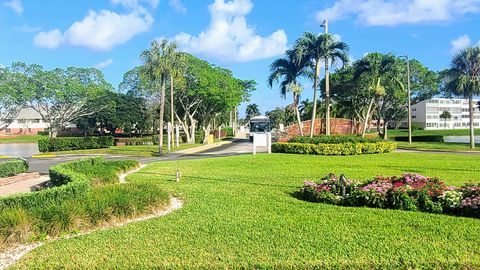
[294, 32, 349, 137]
[439, 110, 452, 130]
[354, 53, 400, 137]
[268, 49, 309, 136]
[245, 104, 260, 122]
[141, 39, 171, 154]
[444, 47, 480, 149]
[167, 45, 185, 148]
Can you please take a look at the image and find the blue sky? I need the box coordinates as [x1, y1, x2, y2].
[1, 0, 480, 117]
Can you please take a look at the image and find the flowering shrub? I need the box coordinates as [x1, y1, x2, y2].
[298, 173, 479, 218]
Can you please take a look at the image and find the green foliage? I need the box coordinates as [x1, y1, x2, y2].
[289, 135, 380, 144]
[0, 158, 168, 248]
[0, 159, 28, 178]
[38, 136, 114, 152]
[272, 141, 397, 155]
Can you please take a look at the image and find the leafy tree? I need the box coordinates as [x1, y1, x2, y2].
[294, 32, 349, 137]
[444, 47, 480, 148]
[0, 67, 20, 131]
[245, 104, 260, 122]
[439, 111, 452, 130]
[1, 63, 112, 137]
[268, 49, 310, 135]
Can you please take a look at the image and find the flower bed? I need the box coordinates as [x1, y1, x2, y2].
[297, 173, 479, 218]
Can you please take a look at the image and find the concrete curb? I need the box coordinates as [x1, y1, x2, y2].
[396, 147, 480, 155]
[174, 140, 233, 156]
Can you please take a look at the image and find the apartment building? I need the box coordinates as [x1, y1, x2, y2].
[410, 98, 480, 130]
[0, 108, 48, 135]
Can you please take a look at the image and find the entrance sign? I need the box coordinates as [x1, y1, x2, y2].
[253, 132, 272, 155]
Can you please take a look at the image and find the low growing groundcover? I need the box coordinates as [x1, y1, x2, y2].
[11, 153, 480, 269]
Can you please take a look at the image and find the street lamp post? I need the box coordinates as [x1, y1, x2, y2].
[400, 55, 412, 145]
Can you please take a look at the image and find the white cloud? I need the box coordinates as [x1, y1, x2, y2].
[34, 29, 63, 49]
[93, 58, 114, 69]
[34, 9, 153, 50]
[173, 0, 287, 63]
[449, 34, 480, 54]
[3, 0, 23, 14]
[317, 0, 480, 26]
[169, 0, 186, 12]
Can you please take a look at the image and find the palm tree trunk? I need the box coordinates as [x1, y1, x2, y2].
[293, 92, 303, 136]
[159, 76, 166, 154]
[170, 74, 175, 148]
[325, 58, 331, 135]
[469, 97, 475, 149]
[383, 121, 388, 141]
[362, 97, 375, 137]
[310, 61, 320, 137]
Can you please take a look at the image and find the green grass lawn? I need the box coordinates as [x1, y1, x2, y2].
[12, 153, 480, 269]
[396, 141, 480, 151]
[0, 135, 46, 144]
[389, 129, 480, 138]
[34, 143, 202, 157]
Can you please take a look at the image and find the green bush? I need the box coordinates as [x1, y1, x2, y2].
[289, 135, 380, 144]
[222, 127, 234, 137]
[0, 158, 167, 248]
[272, 142, 397, 155]
[394, 135, 444, 142]
[0, 159, 28, 178]
[0, 158, 138, 211]
[38, 136, 114, 152]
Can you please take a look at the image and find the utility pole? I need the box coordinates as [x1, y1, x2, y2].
[406, 56, 412, 145]
[400, 55, 413, 144]
[321, 19, 331, 135]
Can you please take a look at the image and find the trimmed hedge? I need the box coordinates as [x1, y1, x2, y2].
[0, 158, 138, 211]
[394, 135, 444, 142]
[38, 136, 114, 152]
[115, 137, 153, 146]
[272, 142, 397, 155]
[289, 135, 380, 144]
[0, 159, 28, 178]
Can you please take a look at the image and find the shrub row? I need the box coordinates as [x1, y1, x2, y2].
[298, 173, 480, 218]
[0, 158, 161, 250]
[38, 136, 114, 152]
[0, 158, 138, 210]
[0, 159, 28, 178]
[289, 135, 381, 144]
[394, 135, 444, 142]
[272, 142, 397, 155]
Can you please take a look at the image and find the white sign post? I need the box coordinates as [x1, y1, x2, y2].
[167, 122, 171, 151]
[253, 132, 272, 155]
[175, 125, 180, 147]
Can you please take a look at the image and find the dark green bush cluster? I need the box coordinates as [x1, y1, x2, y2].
[0, 159, 28, 178]
[289, 135, 380, 144]
[0, 158, 170, 250]
[38, 136, 114, 152]
[394, 135, 444, 142]
[298, 173, 480, 218]
[115, 137, 153, 146]
[272, 141, 397, 155]
[222, 127, 234, 137]
[0, 158, 138, 210]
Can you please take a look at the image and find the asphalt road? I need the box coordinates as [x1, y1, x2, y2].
[27, 140, 264, 174]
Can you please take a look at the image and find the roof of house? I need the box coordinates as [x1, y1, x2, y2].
[15, 108, 43, 120]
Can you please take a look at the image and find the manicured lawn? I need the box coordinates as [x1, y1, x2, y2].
[396, 141, 480, 151]
[0, 135, 46, 144]
[33, 143, 202, 157]
[12, 153, 480, 269]
[389, 129, 480, 138]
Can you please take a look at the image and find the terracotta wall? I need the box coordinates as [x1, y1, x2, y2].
[285, 118, 361, 137]
[0, 128, 45, 136]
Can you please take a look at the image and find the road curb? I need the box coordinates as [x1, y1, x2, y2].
[174, 140, 233, 156]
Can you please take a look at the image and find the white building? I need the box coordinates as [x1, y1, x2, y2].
[0, 108, 48, 135]
[410, 98, 480, 130]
